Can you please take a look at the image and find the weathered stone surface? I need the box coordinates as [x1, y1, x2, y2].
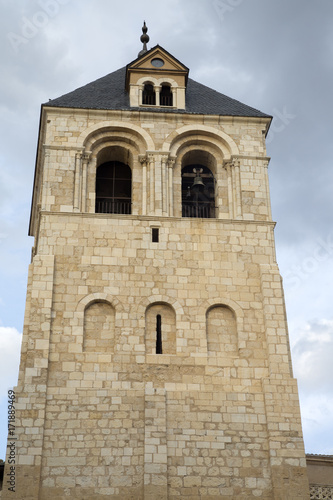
[1, 51, 310, 499]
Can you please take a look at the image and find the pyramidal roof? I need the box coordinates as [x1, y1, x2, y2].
[46, 51, 270, 119]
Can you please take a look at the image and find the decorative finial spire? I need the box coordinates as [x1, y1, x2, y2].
[138, 21, 150, 57]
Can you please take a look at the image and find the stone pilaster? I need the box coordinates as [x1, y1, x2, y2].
[144, 387, 167, 500]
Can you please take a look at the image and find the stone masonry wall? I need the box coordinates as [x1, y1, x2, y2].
[1, 107, 310, 499]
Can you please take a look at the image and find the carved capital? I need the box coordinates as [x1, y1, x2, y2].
[43, 146, 51, 159]
[82, 151, 91, 163]
[168, 156, 176, 168]
[223, 159, 240, 170]
[138, 154, 147, 165]
[223, 159, 232, 171]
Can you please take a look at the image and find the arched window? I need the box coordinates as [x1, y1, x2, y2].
[95, 161, 131, 214]
[160, 84, 173, 106]
[145, 303, 176, 355]
[182, 164, 216, 218]
[142, 83, 156, 105]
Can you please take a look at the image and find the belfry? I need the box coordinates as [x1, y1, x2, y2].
[3, 24, 310, 499]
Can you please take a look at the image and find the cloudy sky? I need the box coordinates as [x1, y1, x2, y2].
[1, 0, 333, 459]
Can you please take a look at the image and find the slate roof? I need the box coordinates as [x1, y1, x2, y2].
[45, 66, 270, 119]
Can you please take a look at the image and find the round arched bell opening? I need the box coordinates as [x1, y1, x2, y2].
[181, 164, 216, 218]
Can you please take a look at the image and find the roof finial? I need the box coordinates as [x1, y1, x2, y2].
[138, 21, 149, 57]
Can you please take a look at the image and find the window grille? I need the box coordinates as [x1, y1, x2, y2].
[310, 485, 333, 499]
[95, 161, 132, 215]
[160, 84, 173, 106]
[142, 83, 156, 105]
[181, 164, 216, 218]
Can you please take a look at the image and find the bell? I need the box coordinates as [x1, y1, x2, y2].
[192, 172, 205, 190]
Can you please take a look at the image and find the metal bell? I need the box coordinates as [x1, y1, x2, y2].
[192, 168, 205, 190]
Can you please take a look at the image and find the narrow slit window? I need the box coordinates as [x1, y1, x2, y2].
[152, 228, 159, 242]
[156, 314, 162, 354]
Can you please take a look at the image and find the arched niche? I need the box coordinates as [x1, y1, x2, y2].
[145, 303, 176, 355]
[83, 300, 115, 353]
[206, 305, 238, 356]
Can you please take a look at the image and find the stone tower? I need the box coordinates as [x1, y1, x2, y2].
[3, 26, 310, 500]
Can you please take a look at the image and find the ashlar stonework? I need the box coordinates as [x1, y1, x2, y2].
[2, 42, 310, 499]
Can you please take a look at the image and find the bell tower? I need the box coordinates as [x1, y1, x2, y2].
[3, 24, 310, 499]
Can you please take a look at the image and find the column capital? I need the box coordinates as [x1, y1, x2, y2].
[139, 154, 147, 165]
[223, 158, 240, 169]
[43, 146, 51, 158]
[168, 156, 177, 168]
[161, 154, 169, 164]
[82, 151, 92, 163]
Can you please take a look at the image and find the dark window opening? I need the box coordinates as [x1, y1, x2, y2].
[142, 83, 156, 105]
[156, 315, 162, 354]
[152, 228, 159, 243]
[182, 164, 216, 218]
[95, 161, 132, 214]
[160, 85, 173, 106]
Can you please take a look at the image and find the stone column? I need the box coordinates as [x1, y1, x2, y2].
[161, 155, 168, 216]
[224, 161, 234, 219]
[139, 155, 148, 216]
[154, 154, 163, 216]
[234, 159, 242, 219]
[148, 154, 155, 215]
[73, 152, 82, 212]
[168, 157, 175, 217]
[155, 85, 161, 107]
[224, 159, 242, 220]
[171, 88, 176, 107]
[139, 85, 143, 106]
[88, 155, 97, 213]
[81, 152, 91, 213]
